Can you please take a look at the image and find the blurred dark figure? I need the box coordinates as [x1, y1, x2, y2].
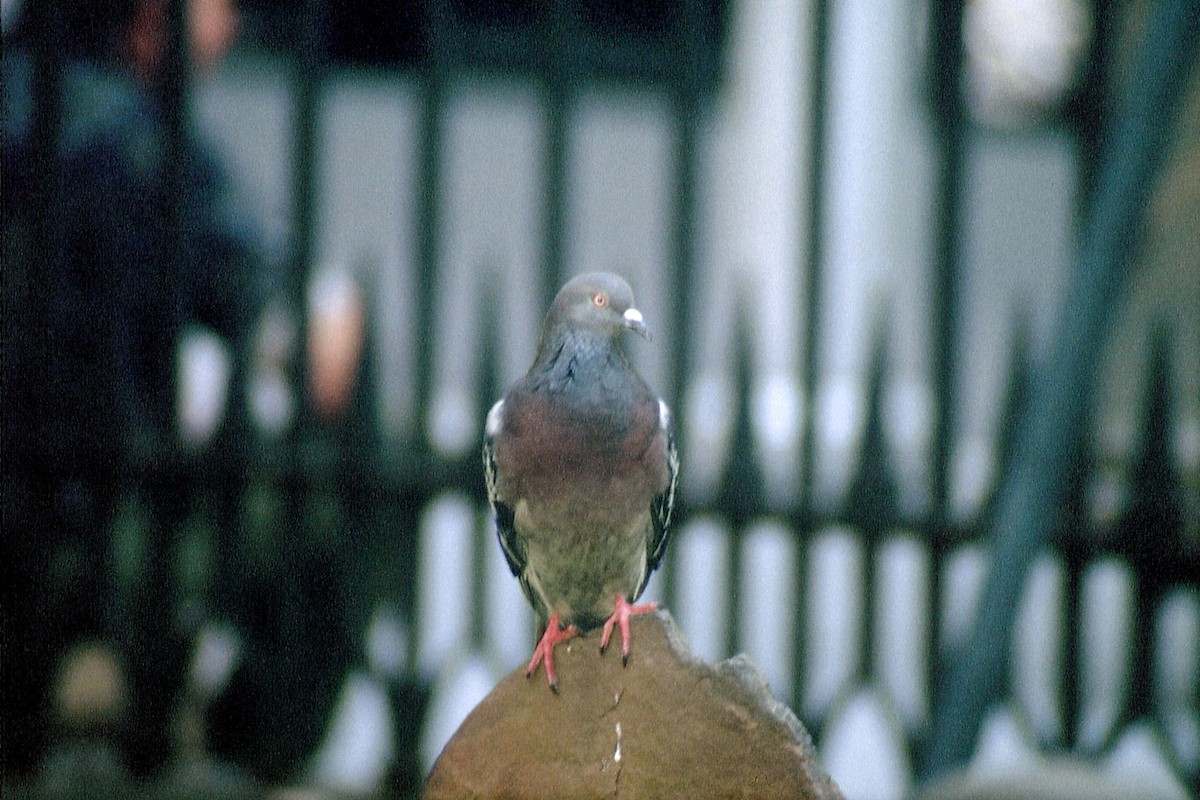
[1, 0, 272, 780]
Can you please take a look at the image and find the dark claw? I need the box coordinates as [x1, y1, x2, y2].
[549, 681, 559, 695]
[622, 653, 629, 668]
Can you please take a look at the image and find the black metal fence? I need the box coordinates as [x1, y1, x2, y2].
[5, 0, 1198, 796]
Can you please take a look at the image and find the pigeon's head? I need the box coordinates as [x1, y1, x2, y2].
[546, 272, 651, 342]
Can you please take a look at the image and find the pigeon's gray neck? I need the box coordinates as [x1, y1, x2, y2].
[530, 328, 633, 404]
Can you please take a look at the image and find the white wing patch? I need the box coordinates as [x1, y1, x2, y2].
[485, 399, 506, 438]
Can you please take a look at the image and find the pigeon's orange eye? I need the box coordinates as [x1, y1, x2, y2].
[593, 292, 608, 307]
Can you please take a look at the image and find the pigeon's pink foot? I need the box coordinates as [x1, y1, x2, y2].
[599, 594, 659, 666]
[526, 613, 578, 692]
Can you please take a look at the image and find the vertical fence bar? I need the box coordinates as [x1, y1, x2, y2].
[1120, 336, 1181, 732]
[719, 313, 766, 659]
[661, 0, 704, 614]
[540, 0, 575, 310]
[409, 0, 448, 677]
[798, 0, 831, 515]
[290, 0, 323, 420]
[26, 0, 63, 395]
[284, 0, 324, 571]
[268, 0, 327, 772]
[10, 0, 63, 772]
[921, 0, 967, 770]
[414, 0, 448, 454]
[927, 0, 965, 535]
[794, 0, 832, 715]
[856, 338, 895, 692]
[163, 0, 190, 472]
[164, 0, 189, 269]
[670, 0, 701, 419]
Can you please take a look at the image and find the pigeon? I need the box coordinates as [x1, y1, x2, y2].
[484, 272, 678, 691]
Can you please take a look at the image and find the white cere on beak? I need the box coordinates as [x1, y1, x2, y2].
[622, 306, 651, 339]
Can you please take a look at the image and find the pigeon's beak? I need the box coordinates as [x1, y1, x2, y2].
[623, 307, 651, 340]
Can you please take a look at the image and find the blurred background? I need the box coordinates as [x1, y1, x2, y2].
[2, 0, 1197, 798]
